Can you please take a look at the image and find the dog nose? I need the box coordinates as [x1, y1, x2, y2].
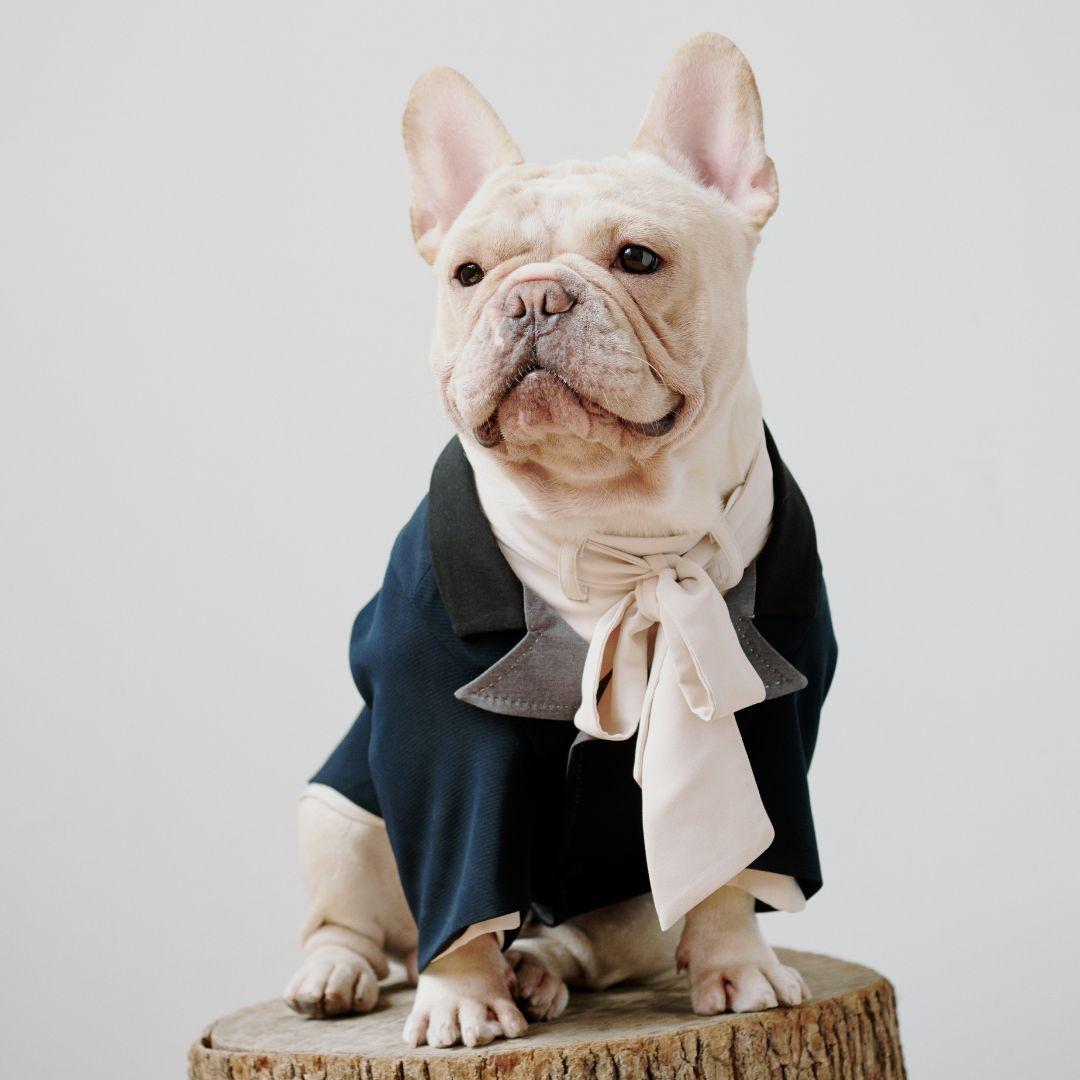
[503, 280, 576, 321]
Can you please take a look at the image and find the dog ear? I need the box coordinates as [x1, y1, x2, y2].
[402, 68, 522, 264]
[633, 34, 778, 229]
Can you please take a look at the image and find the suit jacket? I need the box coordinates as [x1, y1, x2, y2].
[312, 427, 838, 970]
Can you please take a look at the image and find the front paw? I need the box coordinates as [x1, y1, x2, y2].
[507, 948, 569, 1021]
[403, 934, 529, 1048]
[676, 886, 811, 1015]
[283, 945, 380, 1017]
[683, 957, 809, 1014]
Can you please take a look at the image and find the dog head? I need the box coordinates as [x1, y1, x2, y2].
[403, 34, 778, 520]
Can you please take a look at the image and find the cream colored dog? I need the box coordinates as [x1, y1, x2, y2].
[285, 33, 811, 1049]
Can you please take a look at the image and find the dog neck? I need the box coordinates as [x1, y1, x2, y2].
[466, 376, 765, 542]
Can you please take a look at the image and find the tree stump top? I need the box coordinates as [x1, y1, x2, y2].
[189, 948, 905, 1079]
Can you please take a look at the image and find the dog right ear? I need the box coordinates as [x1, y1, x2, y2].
[402, 68, 522, 264]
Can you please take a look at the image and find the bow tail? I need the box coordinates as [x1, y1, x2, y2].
[631, 637, 665, 786]
[659, 573, 767, 721]
[574, 593, 653, 742]
[637, 650, 775, 930]
[573, 592, 631, 738]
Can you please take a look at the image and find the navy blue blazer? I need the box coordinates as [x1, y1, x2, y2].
[313, 428, 838, 971]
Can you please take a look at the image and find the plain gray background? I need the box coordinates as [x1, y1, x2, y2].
[3, 1, 1078, 1076]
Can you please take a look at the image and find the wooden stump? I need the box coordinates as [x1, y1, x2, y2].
[189, 949, 905, 1079]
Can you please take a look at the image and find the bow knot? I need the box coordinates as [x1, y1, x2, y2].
[575, 537, 765, 750]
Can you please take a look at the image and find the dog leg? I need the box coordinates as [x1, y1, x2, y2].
[403, 932, 529, 1048]
[675, 885, 809, 1014]
[284, 785, 418, 1017]
[508, 892, 681, 1009]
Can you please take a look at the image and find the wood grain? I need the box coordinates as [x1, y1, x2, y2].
[189, 948, 906, 1079]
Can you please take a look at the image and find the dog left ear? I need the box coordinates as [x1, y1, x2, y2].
[403, 68, 522, 264]
[633, 33, 778, 229]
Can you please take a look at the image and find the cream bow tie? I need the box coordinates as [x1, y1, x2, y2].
[566, 437, 776, 929]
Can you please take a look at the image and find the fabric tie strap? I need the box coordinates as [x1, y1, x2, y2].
[479, 430, 777, 930]
[566, 436, 776, 928]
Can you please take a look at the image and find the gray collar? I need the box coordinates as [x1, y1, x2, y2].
[455, 561, 808, 721]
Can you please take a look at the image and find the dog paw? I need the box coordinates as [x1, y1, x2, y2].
[676, 886, 811, 1015]
[507, 948, 569, 1021]
[685, 958, 809, 1014]
[283, 945, 381, 1017]
[403, 934, 528, 1048]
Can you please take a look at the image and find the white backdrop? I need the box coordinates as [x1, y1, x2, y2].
[3, 2, 1078, 1076]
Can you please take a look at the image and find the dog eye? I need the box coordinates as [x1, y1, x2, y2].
[616, 245, 662, 275]
[455, 262, 485, 287]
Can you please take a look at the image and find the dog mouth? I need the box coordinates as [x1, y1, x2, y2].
[473, 360, 682, 448]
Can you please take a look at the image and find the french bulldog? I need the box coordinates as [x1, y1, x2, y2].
[284, 33, 828, 1050]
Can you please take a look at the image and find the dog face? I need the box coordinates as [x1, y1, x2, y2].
[403, 35, 778, 516]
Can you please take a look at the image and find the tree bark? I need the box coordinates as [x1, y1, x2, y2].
[189, 948, 906, 1079]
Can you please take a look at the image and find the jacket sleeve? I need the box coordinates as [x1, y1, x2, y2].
[739, 570, 838, 904]
[353, 564, 541, 970]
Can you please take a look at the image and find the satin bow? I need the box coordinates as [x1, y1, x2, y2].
[568, 448, 776, 929]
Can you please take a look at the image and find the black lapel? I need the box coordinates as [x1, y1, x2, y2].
[428, 425, 822, 637]
[428, 436, 526, 638]
[755, 425, 821, 619]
